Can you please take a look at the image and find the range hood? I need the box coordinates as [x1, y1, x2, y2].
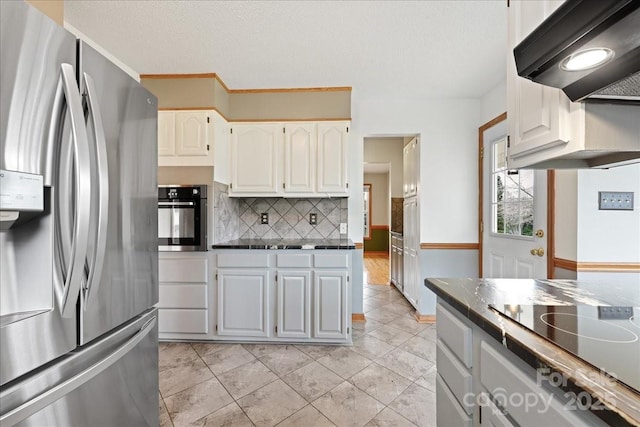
[514, 0, 640, 104]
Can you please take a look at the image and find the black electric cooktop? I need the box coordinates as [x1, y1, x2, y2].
[489, 304, 640, 393]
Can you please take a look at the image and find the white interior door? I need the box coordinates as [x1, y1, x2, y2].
[482, 119, 547, 279]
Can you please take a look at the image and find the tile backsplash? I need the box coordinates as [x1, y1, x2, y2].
[213, 182, 348, 242]
[213, 181, 240, 243]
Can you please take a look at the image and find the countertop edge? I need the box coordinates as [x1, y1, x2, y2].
[425, 278, 640, 427]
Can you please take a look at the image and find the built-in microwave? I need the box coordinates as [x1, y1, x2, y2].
[158, 185, 207, 251]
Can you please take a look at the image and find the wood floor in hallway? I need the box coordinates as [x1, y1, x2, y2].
[363, 251, 390, 285]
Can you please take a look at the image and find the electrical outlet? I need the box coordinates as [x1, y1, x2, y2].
[260, 212, 269, 224]
[309, 213, 317, 225]
[339, 223, 347, 234]
[598, 191, 634, 210]
[598, 306, 633, 319]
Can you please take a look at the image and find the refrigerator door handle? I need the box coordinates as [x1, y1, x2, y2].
[82, 72, 109, 308]
[55, 63, 92, 318]
[0, 316, 157, 426]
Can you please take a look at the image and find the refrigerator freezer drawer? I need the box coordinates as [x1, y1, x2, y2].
[0, 309, 158, 427]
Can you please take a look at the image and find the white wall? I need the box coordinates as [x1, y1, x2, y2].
[349, 97, 481, 244]
[364, 173, 389, 226]
[480, 80, 506, 124]
[577, 164, 640, 263]
[554, 170, 578, 260]
[364, 137, 404, 198]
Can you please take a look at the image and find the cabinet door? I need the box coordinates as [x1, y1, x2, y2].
[231, 124, 280, 194]
[313, 271, 348, 340]
[507, 1, 570, 167]
[277, 271, 311, 338]
[390, 241, 397, 285]
[317, 122, 348, 194]
[175, 111, 210, 156]
[403, 138, 418, 197]
[284, 123, 315, 193]
[403, 199, 418, 307]
[157, 111, 175, 156]
[217, 269, 270, 337]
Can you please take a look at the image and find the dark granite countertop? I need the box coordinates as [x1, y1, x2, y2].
[425, 278, 640, 426]
[211, 238, 355, 250]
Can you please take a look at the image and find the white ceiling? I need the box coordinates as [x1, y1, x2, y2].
[64, 1, 507, 100]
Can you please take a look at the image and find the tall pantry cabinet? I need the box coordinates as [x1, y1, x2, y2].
[403, 137, 420, 309]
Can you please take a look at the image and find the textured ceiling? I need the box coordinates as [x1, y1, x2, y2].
[64, 0, 506, 100]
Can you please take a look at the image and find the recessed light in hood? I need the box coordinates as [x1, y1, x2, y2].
[560, 48, 614, 71]
[514, 0, 640, 104]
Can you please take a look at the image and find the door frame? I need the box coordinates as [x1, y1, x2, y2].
[477, 112, 555, 278]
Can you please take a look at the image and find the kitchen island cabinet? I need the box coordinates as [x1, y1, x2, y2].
[426, 278, 639, 426]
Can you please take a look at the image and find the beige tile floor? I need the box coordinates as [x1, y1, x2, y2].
[159, 283, 436, 427]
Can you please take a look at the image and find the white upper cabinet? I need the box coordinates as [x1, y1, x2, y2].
[507, 1, 584, 169]
[230, 121, 349, 197]
[317, 122, 349, 194]
[284, 123, 316, 194]
[158, 110, 216, 166]
[403, 137, 418, 197]
[230, 123, 281, 194]
[157, 111, 175, 156]
[175, 112, 210, 156]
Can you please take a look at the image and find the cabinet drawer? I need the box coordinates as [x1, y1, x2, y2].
[159, 257, 207, 283]
[479, 392, 515, 427]
[436, 303, 472, 368]
[158, 309, 208, 334]
[277, 254, 311, 268]
[480, 341, 606, 426]
[217, 253, 270, 268]
[159, 284, 207, 309]
[437, 339, 473, 415]
[314, 253, 348, 268]
[436, 374, 472, 427]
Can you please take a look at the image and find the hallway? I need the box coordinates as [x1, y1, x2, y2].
[363, 252, 390, 285]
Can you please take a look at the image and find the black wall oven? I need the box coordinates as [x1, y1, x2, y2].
[158, 185, 207, 251]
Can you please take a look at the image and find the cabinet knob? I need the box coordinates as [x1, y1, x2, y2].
[535, 229, 544, 238]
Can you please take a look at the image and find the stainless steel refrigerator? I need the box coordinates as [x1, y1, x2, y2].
[0, 2, 159, 425]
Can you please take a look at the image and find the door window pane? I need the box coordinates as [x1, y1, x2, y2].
[491, 138, 534, 237]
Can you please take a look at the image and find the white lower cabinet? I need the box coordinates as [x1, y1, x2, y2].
[159, 250, 352, 343]
[158, 252, 212, 340]
[212, 250, 351, 343]
[217, 269, 270, 338]
[313, 271, 348, 340]
[436, 301, 608, 427]
[276, 271, 311, 338]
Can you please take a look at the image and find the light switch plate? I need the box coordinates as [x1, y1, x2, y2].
[260, 212, 269, 224]
[309, 213, 317, 225]
[339, 223, 347, 234]
[598, 192, 634, 210]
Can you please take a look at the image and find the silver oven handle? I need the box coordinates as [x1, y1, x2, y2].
[0, 316, 157, 426]
[82, 72, 109, 309]
[55, 63, 92, 319]
[158, 201, 195, 207]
